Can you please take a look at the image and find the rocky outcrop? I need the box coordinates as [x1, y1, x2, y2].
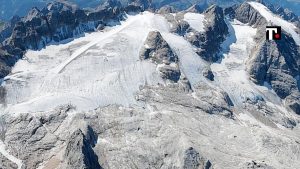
[3, 106, 70, 169]
[247, 28, 300, 114]
[183, 147, 212, 169]
[9, 1, 123, 51]
[246, 160, 275, 169]
[0, 16, 21, 44]
[64, 129, 101, 169]
[286, 93, 300, 115]
[202, 67, 214, 81]
[171, 19, 191, 36]
[158, 65, 181, 82]
[233, 2, 300, 114]
[0, 94, 299, 168]
[186, 3, 209, 13]
[0, 1, 135, 80]
[157, 6, 177, 14]
[267, 4, 299, 23]
[137, 83, 234, 118]
[140, 31, 178, 64]
[140, 31, 182, 82]
[234, 2, 267, 27]
[186, 5, 228, 62]
[0, 154, 18, 169]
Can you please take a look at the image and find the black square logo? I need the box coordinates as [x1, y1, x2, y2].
[266, 26, 281, 40]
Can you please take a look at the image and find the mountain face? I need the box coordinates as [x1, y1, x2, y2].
[0, 0, 300, 169]
[1, 0, 300, 20]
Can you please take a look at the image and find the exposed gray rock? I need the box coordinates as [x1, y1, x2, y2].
[158, 64, 181, 82]
[202, 67, 214, 81]
[183, 147, 212, 169]
[224, 5, 239, 19]
[3, 106, 70, 169]
[268, 5, 299, 23]
[246, 160, 275, 169]
[0, 98, 299, 169]
[157, 5, 177, 14]
[286, 93, 300, 115]
[140, 31, 178, 64]
[0, 153, 18, 169]
[137, 83, 233, 118]
[234, 2, 267, 27]
[186, 3, 209, 13]
[247, 29, 300, 114]
[0, 48, 14, 79]
[0, 16, 21, 44]
[234, 2, 300, 114]
[172, 20, 191, 36]
[139, 31, 184, 83]
[186, 5, 228, 62]
[64, 128, 101, 169]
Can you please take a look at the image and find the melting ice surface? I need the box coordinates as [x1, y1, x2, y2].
[2, 12, 170, 114]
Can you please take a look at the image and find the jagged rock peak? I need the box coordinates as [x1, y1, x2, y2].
[234, 2, 267, 27]
[45, 0, 79, 12]
[186, 4, 228, 62]
[158, 5, 177, 14]
[64, 128, 101, 169]
[204, 4, 223, 19]
[96, 0, 122, 10]
[140, 31, 178, 64]
[186, 1, 209, 13]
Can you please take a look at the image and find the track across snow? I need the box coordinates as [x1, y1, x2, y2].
[53, 14, 143, 74]
[2, 12, 170, 114]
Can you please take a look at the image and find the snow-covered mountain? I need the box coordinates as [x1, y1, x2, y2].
[1, 0, 300, 20]
[0, 0, 300, 169]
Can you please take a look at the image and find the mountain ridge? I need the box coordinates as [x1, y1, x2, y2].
[0, 1, 299, 168]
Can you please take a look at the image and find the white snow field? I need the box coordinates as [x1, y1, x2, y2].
[248, 1, 300, 46]
[211, 20, 262, 106]
[211, 19, 295, 118]
[0, 9, 296, 117]
[2, 12, 170, 114]
[183, 13, 206, 32]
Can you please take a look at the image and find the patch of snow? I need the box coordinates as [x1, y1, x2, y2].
[144, 44, 150, 49]
[162, 33, 208, 87]
[183, 13, 206, 32]
[211, 21, 259, 106]
[248, 1, 300, 46]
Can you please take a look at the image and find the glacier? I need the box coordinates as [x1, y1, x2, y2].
[0, 2, 300, 169]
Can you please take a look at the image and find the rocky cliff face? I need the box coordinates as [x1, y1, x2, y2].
[234, 2, 267, 27]
[0, 1, 145, 80]
[186, 5, 228, 62]
[140, 31, 185, 85]
[234, 2, 300, 114]
[247, 30, 300, 114]
[63, 129, 101, 169]
[8, 1, 123, 51]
